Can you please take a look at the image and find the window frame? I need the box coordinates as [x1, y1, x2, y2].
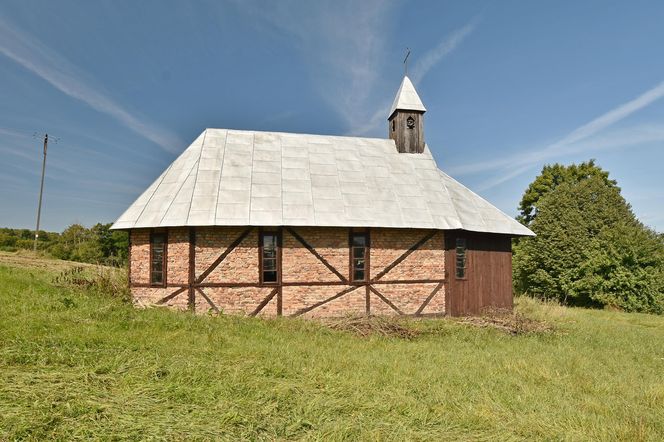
[349, 230, 369, 283]
[455, 237, 467, 279]
[149, 231, 168, 287]
[259, 229, 281, 286]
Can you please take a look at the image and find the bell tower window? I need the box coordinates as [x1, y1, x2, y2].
[407, 116, 415, 129]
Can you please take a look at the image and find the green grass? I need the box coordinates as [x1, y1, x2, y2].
[0, 255, 663, 440]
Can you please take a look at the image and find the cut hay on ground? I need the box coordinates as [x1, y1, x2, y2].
[455, 307, 554, 335]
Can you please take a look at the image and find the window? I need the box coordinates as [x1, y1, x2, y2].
[260, 231, 279, 284]
[392, 120, 395, 132]
[350, 232, 368, 282]
[455, 238, 466, 279]
[406, 116, 415, 129]
[150, 232, 167, 286]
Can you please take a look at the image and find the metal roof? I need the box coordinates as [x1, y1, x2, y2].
[388, 75, 426, 118]
[111, 129, 534, 236]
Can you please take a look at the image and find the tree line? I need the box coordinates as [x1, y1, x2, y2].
[0, 223, 128, 267]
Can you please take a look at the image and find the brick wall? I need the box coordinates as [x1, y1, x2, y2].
[129, 226, 446, 317]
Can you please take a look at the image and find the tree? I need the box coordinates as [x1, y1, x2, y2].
[517, 160, 618, 226]
[514, 171, 664, 312]
[572, 224, 664, 314]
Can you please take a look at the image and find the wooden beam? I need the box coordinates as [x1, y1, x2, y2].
[188, 227, 196, 311]
[195, 227, 253, 284]
[282, 281, 346, 287]
[371, 230, 436, 281]
[249, 287, 278, 317]
[156, 287, 187, 305]
[127, 230, 132, 289]
[195, 287, 219, 314]
[277, 227, 283, 316]
[366, 228, 371, 315]
[415, 281, 444, 315]
[368, 285, 404, 315]
[285, 227, 348, 283]
[133, 279, 445, 289]
[372, 278, 445, 285]
[290, 285, 361, 317]
[197, 282, 263, 288]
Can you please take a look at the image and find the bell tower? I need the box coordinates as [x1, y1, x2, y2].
[388, 76, 426, 153]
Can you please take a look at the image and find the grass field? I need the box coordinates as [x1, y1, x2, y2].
[1, 252, 663, 440]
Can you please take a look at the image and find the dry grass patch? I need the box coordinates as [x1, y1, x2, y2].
[320, 315, 422, 339]
[455, 306, 555, 335]
[0, 250, 97, 272]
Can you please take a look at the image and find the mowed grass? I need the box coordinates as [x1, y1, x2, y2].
[0, 255, 663, 440]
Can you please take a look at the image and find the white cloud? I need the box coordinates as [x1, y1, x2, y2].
[0, 16, 182, 154]
[411, 20, 477, 85]
[450, 80, 664, 177]
[350, 18, 477, 136]
[229, 0, 393, 133]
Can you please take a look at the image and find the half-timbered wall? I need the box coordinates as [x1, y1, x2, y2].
[128, 226, 447, 318]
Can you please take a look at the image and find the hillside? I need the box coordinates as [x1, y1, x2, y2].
[0, 253, 663, 440]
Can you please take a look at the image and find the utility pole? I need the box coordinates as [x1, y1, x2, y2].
[34, 133, 48, 252]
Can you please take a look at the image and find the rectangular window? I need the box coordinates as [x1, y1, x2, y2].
[150, 232, 167, 286]
[455, 238, 467, 279]
[260, 231, 280, 284]
[350, 232, 368, 282]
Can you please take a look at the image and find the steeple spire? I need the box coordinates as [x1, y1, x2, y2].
[388, 76, 426, 153]
[388, 76, 426, 119]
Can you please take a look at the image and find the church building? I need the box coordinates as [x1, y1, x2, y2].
[111, 76, 534, 317]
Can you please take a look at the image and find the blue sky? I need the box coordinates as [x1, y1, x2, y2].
[1, 0, 663, 232]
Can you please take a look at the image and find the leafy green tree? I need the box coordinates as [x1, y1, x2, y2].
[518, 160, 617, 225]
[91, 223, 128, 265]
[0, 224, 126, 266]
[514, 172, 664, 312]
[573, 224, 664, 314]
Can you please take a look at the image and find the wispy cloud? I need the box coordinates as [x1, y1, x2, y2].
[473, 123, 664, 191]
[411, 20, 478, 85]
[350, 18, 478, 136]
[0, 16, 182, 154]
[228, 0, 393, 133]
[451, 79, 664, 178]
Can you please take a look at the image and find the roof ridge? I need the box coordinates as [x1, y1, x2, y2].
[205, 127, 392, 143]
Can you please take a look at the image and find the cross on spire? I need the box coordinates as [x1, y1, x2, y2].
[403, 48, 411, 76]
